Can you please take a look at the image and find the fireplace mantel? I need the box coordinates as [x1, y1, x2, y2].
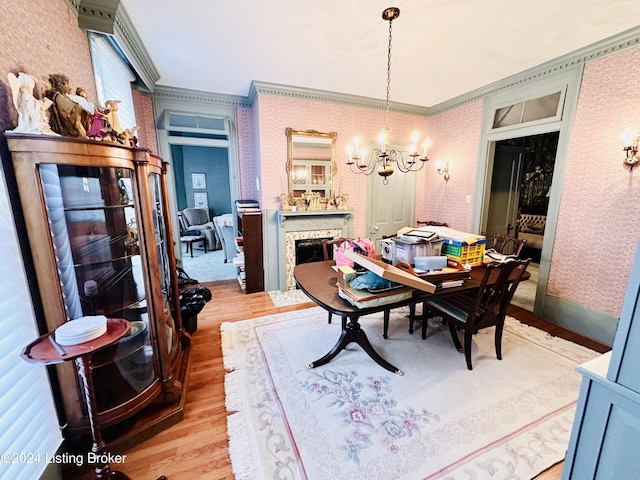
[266, 209, 354, 291]
[277, 209, 354, 227]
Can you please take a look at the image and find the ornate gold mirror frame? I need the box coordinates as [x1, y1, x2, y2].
[285, 128, 338, 202]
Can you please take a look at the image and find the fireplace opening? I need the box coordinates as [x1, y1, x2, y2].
[295, 237, 333, 265]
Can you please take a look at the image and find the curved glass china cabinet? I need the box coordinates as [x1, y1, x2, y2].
[6, 133, 189, 447]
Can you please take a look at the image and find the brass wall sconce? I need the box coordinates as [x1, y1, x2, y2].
[620, 128, 640, 171]
[435, 159, 450, 181]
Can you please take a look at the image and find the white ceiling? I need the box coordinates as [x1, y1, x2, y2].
[120, 0, 640, 107]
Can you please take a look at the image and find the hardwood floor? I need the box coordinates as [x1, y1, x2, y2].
[111, 280, 610, 480]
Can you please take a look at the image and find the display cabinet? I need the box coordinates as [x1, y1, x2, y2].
[5, 133, 190, 447]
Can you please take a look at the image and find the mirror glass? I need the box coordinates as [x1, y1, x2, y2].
[286, 128, 337, 200]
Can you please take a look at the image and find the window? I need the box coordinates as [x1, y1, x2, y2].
[492, 92, 563, 129]
[89, 33, 137, 131]
[0, 171, 63, 479]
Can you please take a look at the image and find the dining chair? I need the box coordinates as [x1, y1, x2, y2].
[483, 232, 527, 257]
[416, 220, 448, 227]
[407, 220, 448, 331]
[322, 237, 349, 329]
[422, 258, 530, 370]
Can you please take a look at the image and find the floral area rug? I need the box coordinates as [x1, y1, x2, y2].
[221, 306, 598, 480]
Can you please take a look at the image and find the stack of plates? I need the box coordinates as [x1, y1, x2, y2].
[55, 315, 108, 346]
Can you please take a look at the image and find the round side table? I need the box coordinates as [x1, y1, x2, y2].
[22, 319, 136, 480]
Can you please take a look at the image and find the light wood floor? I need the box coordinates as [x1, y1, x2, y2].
[106, 280, 609, 480]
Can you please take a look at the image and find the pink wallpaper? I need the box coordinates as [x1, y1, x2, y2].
[0, 0, 97, 132]
[416, 101, 484, 231]
[132, 90, 158, 154]
[237, 104, 259, 201]
[255, 94, 428, 236]
[547, 44, 640, 316]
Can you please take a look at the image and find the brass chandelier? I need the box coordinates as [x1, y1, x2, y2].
[346, 7, 430, 184]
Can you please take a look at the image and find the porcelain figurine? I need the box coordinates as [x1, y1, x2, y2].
[6, 72, 55, 134]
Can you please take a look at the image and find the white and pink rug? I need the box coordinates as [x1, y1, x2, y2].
[221, 307, 598, 480]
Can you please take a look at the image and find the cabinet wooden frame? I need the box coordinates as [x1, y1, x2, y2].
[6, 133, 190, 446]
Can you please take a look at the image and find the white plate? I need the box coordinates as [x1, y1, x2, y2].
[56, 315, 108, 346]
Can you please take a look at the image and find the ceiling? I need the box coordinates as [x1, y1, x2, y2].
[120, 0, 640, 107]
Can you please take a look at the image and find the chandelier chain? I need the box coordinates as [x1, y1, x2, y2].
[385, 16, 393, 127]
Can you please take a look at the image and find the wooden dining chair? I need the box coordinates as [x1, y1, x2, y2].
[416, 220, 448, 227]
[322, 237, 349, 329]
[422, 258, 530, 370]
[483, 232, 527, 257]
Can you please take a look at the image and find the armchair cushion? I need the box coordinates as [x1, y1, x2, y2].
[180, 207, 221, 250]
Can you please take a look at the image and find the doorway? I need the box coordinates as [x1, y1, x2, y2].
[485, 132, 558, 310]
[172, 144, 236, 283]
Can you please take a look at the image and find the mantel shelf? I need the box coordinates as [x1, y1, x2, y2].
[277, 209, 353, 227]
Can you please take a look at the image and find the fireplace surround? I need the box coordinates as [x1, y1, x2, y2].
[264, 209, 354, 291]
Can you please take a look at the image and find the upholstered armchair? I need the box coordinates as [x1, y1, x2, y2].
[179, 207, 221, 251]
[213, 213, 237, 263]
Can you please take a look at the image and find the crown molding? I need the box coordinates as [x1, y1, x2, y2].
[153, 85, 252, 108]
[66, 0, 160, 93]
[250, 81, 430, 116]
[428, 25, 640, 115]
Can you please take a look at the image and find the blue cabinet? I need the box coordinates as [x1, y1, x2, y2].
[562, 240, 640, 479]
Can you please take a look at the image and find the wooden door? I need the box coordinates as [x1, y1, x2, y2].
[366, 167, 416, 251]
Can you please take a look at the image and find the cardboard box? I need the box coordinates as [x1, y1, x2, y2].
[344, 250, 437, 293]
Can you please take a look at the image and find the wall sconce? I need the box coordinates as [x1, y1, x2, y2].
[435, 159, 450, 181]
[620, 127, 640, 170]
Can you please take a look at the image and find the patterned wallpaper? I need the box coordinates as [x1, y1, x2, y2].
[236, 103, 259, 202]
[254, 94, 428, 237]
[132, 89, 158, 154]
[415, 100, 484, 232]
[547, 44, 640, 316]
[0, 0, 97, 132]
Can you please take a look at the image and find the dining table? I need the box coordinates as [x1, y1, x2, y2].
[294, 260, 529, 376]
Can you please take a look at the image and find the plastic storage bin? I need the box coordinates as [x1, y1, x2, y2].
[392, 237, 443, 265]
[442, 238, 486, 266]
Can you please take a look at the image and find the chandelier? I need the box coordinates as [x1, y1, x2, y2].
[346, 7, 430, 184]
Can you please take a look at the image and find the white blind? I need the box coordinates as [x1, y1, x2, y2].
[0, 169, 63, 479]
[90, 33, 137, 132]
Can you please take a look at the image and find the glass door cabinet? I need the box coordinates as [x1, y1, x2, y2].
[6, 134, 189, 447]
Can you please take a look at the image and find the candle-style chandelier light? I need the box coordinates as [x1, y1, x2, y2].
[346, 7, 430, 184]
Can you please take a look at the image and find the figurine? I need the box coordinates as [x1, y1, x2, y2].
[6, 72, 55, 134]
[43, 73, 93, 137]
[104, 99, 139, 146]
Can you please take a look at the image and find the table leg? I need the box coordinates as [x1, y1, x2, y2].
[76, 355, 133, 480]
[307, 316, 404, 375]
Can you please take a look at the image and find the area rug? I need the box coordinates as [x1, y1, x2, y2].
[268, 289, 314, 307]
[221, 307, 598, 480]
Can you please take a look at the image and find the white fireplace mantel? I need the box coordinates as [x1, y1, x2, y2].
[265, 209, 354, 291]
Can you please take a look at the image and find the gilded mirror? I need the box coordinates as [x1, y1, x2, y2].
[286, 128, 337, 200]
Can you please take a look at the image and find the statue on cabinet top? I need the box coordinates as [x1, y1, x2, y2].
[104, 99, 139, 147]
[43, 73, 94, 138]
[6, 72, 56, 135]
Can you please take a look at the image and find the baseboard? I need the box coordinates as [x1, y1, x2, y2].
[542, 294, 618, 347]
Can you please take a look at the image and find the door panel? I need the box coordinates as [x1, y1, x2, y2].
[366, 168, 416, 251]
[485, 144, 522, 235]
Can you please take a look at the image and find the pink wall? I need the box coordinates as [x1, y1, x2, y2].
[416, 100, 484, 231]
[547, 44, 640, 316]
[0, 0, 96, 132]
[255, 94, 428, 236]
[0, 0, 157, 153]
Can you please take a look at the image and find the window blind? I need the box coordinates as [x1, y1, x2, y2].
[0, 170, 63, 479]
[90, 33, 137, 133]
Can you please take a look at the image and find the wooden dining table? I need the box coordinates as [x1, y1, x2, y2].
[294, 260, 529, 376]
